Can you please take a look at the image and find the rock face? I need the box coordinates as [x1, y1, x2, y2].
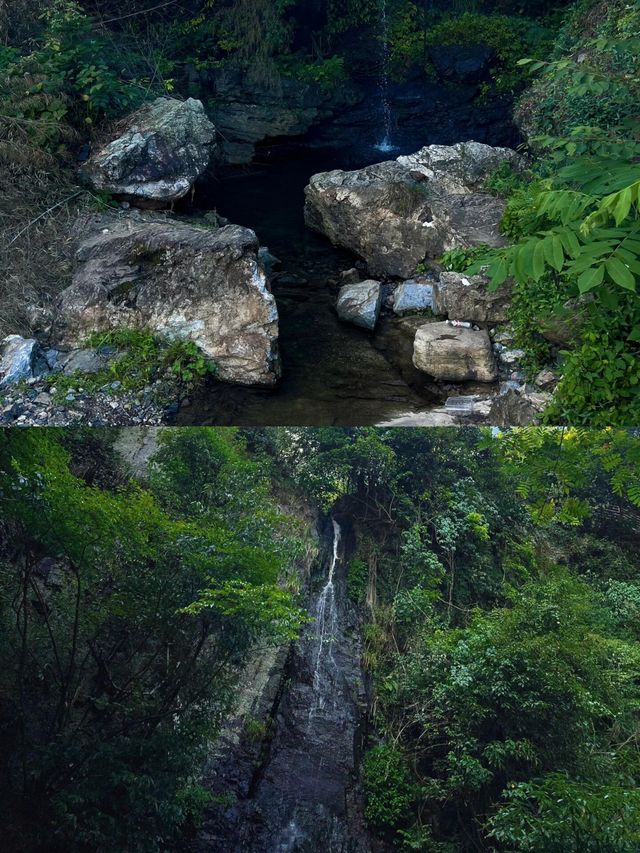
[397, 141, 522, 194]
[305, 141, 520, 278]
[413, 322, 497, 382]
[429, 45, 493, 84]
[83, 98, 216, 205]
[56, 212, 280, 387]
[206, 66, 358, 164]
[489, 387, 552, 426]
[336, 280, 382, 330]
[0, 336, 50, 388]
[393, 280, 434, 314]
[189, 517, 370, 853]
[433, 271, 512, 323]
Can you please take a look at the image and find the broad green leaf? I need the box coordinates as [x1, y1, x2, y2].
[606, 256, 636, 291]
[577, 264, 604, 293]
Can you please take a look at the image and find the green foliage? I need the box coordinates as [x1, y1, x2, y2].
[372, 573, 640, 850]
[440, 244, 490, 272]
[542, 298, 640, 425]
[362, 744, 416, 834]
[466, 0, 640, 423]
[0, 429, 302, 851]
[1, 1, 151, 149]
[425, 13, 553, 92]
[45, 329, 217, 400]
[387, 1, 425, 77]
[489, 774, 640, 852]
[325, 0, 379, 34]
[278, 54, 347, 91]
[346, 557, 369, 602]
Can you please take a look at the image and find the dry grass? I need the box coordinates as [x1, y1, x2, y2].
[0, 87, 89, 339]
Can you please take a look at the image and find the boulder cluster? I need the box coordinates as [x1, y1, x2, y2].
[1, 97, 282, 419]
[305, 141, 554, 423]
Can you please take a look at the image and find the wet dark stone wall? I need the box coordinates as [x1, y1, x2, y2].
[188, 516, 371, 853]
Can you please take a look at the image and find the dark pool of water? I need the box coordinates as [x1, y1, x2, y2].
[175, 138, 449, 426]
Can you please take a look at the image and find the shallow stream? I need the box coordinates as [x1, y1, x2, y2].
[176, 87, 515, 426]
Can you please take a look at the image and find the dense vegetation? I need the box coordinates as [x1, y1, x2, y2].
[272, 427, 640, 851]
[468, 0, 640, 424]
[0, 428, 307, 852]
[1, 0, 639, 421]
[1, 426, 639, 851]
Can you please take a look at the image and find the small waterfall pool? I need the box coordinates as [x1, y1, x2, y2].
[173, 25, 519, 427]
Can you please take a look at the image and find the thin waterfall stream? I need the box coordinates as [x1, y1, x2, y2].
[192, 516, 370, 851]
[309, 519, 341, 721]
[375, 0, 396, 153]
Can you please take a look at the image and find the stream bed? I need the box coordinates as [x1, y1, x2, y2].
[175, 87, 517, 426]
[175, 142, 444, 426]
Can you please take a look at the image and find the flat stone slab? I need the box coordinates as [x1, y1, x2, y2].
[393, 280, 434, 315]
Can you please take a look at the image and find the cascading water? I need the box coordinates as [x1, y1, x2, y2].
[194, 516, 370, 852]
[375, 0, 395, 153]
[309, 519, 341, 721]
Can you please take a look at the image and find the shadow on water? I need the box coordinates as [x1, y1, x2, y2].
[175, 139, 445, 427]
[175, 91, 517, 426]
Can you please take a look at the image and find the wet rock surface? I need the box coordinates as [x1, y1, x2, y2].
[83, 97, 216, 205]
[57, 210, 280, 387]
[188, 518, 370, 853]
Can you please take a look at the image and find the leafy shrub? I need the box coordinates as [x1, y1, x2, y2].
[362, 744, 416, 835]
[425, 12, 553, 92]
[1, 1, 148, 145]
[515, 0, 640, 143]
[466, 0, 640, 423]
[542, 296, 640, 425]
[346, 557, 368, 602]
[440, 244, 490, 272]
[278, 54, 347, 91]
[0, 430, 302, 851]
[489, 774, 640, 852]
[46, 329, 217, 399]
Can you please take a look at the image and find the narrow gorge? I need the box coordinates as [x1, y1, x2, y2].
[2, 427, 640, 852]
[191, 516, 370, 853]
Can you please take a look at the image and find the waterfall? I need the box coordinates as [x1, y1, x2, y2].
[375, 0, 395, 153]
[309, 519, 341, 719]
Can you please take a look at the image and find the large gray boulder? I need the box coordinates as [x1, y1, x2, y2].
[413, 322, 497, 382]
[83, 98, 216, 205]
[55, 211, 280, 387]
[433, 271, 512, 323]
[305, 141, 519, 278]
[0, 335, 50, 388]
[336, 280, 382, 330]
[397, 141, 523, 194]
[305, 161, 447, 278]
